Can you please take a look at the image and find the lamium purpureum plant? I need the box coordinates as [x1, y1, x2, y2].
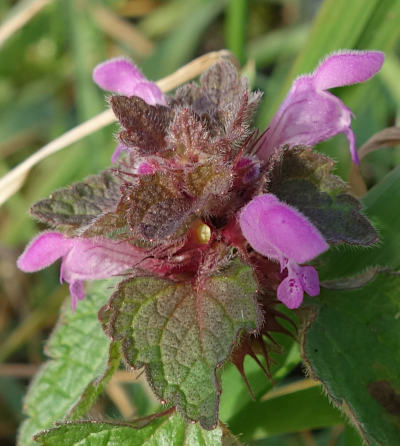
[17, 50, 391, 442]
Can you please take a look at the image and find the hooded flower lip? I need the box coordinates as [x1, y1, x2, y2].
[17, 231, 209, 310]
[93, 57, 165, 105]
[239, 194, 329, 309]
[17, 232, 149, 310]
[256, 50, 385, 164]
[93, 58, 166, 163]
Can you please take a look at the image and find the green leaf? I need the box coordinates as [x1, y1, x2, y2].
[142, 0, 227, 80]
[227, 383, 344, 441]
[267, 146, 378, 245]
[224, 0, 247, 64]
[319, 166, 400, 280]
[34, 412, 228, 446]
[247, 25, 309, 69]
[301, 273, 400, 445]
[30, 171, 120, 231]
[262, 0, 381, 123]
[18, 280, 121, 446]
[100, 258, 260, 429]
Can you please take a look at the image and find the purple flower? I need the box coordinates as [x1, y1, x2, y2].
[17, 232, 149, 310]
[93, 58, 166, 163]
[239, 194, 329, 309]
[256, 50, 384, 164]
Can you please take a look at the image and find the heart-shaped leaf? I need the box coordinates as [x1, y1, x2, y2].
[100, 258, 260, 429]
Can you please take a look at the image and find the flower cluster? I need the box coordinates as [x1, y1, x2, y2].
[18, 50, 382, 310]
[16, 49, 384, 428]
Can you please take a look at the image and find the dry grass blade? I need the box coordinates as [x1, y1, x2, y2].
[120, 0, 160, 18]
[106, 380, 136, 418]
[0, 0, 51, 49]
[0, 109, 115, 206]
[357, 126, 400, 160]
[156, 49, 236, 92]
[261, 378, 320, 401]
[0, 49, 233, 207]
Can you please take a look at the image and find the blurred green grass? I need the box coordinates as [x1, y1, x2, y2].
[0, 0, 399, 445]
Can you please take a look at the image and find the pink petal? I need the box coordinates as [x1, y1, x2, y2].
[17, 232, 72, 272]
[136, 161, 155, 175]
[60, 237, 147, 283]
[277, 274, 304, 309]
[256, 50, 384, 164]
[236, 156, 260, 184]
[314, 50, 384, 90]
[93, 58, 146, 96]
[93, 58, 165, 105]
[296, 265, 320, 297]
[239, 194, 282, 261]
[69, 281, 85, 311]
[132, 82, 166, 106]
[257, 78, 355, 161]
[239, 194, 328, 264]
[111, 143, 129, 163]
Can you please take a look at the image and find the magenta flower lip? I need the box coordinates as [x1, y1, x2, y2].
[256, 50, 384, 164]
[93, 57, 166, 163]
[239, 194, 329, 308]
[18, 232, 149, 310]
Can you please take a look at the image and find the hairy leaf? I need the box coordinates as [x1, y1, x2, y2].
[169, 60, 261, 155]
[301, 273, 400, 445]
[18, 280, 120, 446]
[267, 146, 378, 245]
[168, 108, 211, 155]
[34, 412, 235, 446]
[30, 171, 121, 231]
[111, 96, 172, 155]
[100, 258, 260, 429]
[318, 166, 400, 281]
[81, 172, 194, 243]
[185, 163, 232, 198]
[124, 173, 195, 242]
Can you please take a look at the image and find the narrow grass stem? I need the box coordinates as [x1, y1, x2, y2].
[0, 0, 51, 49]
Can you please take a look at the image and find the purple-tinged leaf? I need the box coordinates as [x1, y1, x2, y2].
[267, 146, 378, 245]
[30, 171, 121, 232]
[111, 96, 172, 155]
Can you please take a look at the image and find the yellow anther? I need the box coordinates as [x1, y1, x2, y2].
[195, 221, 211, 244]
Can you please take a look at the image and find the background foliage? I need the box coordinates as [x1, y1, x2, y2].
[0, 0, 399, 445]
